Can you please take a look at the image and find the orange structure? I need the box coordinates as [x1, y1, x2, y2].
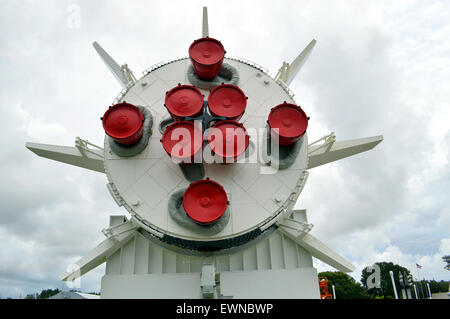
[318, 277, 333, 299]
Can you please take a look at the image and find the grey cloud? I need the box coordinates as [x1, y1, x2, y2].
[0, 0, 449, 298]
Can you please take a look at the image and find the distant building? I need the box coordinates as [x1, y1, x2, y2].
[49, 291, 100, 299]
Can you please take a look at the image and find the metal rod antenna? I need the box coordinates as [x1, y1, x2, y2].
[389, 270, 399, 299]
[426, 283, 432, 299]
[416, 266, 425, 299]
[202, 7, 209, 37]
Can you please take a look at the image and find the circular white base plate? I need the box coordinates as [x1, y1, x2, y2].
[104, 58, 308, 241]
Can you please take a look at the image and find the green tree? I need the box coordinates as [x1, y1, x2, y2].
[361, 262, 411, 299]
[439, 280, 450, 292]
[37, 288, 60, 299]
[319, 271, 370, 299]
[429, 280, 450, 293]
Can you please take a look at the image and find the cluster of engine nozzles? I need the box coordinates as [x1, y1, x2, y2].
[101, 37, 309, 225]
[162, 83, 250, 163]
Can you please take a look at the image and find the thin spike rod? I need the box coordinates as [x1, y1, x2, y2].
[202, 7, 209, 37]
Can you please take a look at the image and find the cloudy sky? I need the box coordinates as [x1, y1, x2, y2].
[0, 0, 449, 298]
